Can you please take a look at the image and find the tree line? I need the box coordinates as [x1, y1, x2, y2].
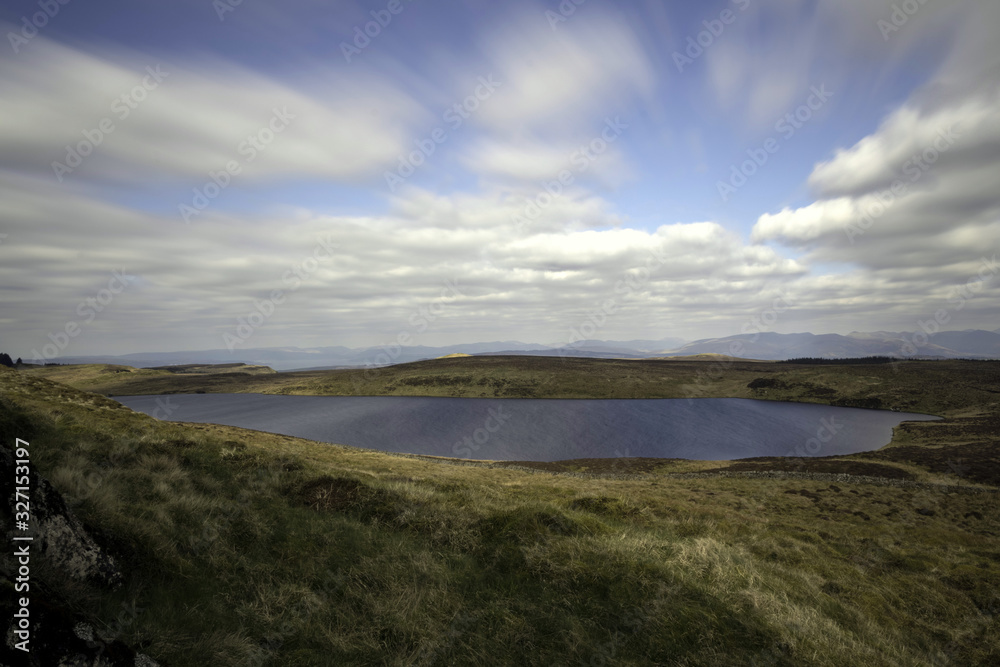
[777, 356, 902, 365]
[0, 353, 22, 368]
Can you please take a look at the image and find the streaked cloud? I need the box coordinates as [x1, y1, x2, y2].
[1, 0, 998, 358]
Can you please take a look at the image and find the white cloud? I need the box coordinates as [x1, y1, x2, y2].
[702, 0, 991, 132]
[753, 84, 1000, 271]
[808, 94, 1000, 198]
[460, 140, 575, 182]
[0, 171, 808, 352]
[0, 33, 426, 186]
[459, 136, 632, 188]
[3, 2, 999, 355]
[473, 11, 656, 135]
[750, 2, 1000, 327]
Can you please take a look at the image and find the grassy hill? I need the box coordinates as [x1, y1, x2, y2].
[3, 360, 999, 665]
[22, 355, 1000, 414]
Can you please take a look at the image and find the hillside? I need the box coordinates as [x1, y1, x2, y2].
[36, 331, 1000, 371]
[22, 355, 1000, 417]
[668, 330, 1000, 361]
[2, 361, 999, 664]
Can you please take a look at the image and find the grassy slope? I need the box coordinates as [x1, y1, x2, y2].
[25, 357, 1000, 484]
[23, 356, 999, 410]
[4, 362, 1000, 665]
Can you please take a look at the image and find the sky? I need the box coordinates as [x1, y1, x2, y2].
[1, 0, 998, 360]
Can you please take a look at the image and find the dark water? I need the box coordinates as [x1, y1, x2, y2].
[114, 394, 939, 462]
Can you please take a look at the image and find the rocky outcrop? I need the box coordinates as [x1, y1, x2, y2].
[1, 442, 158, 664]
[0, 443, 122, 589]
[1, 583, 159, 666]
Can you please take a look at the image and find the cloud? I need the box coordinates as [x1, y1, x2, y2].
[706, 41, 813, 130]
[0, 170, 808, 353]
[460, 140, 576, 182]
[701, 0, 990, 132]
[752, 83, 1000, 276]
[700, 1, 829, 130]
[0, 32, 426, 187]
[459, 136, 633, 188]
[750, 2, 1000, 327]
[473, 11, 656, 135]
[807, 94, 1000, 199]
[2, 1, 998, 357]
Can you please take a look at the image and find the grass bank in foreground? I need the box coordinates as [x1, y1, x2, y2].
[2, 364, 999, 665]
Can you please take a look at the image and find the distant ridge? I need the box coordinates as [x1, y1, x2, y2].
[39, 330, 1000, 370]
[660, 330, 1000, 361]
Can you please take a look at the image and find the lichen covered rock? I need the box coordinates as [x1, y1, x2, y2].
[0, 443, 122, 589]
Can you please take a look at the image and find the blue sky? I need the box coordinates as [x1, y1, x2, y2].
[1, 0, 998, 357]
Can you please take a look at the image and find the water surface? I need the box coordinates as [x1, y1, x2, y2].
[115, 394, 939, 462]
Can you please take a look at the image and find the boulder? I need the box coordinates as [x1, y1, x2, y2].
[1, 581, 159, 666]
[0, 443, 122, 589]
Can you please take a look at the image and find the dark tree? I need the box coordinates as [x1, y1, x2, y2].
[15, 357, 22, 366]
[0, 353, 13, 368]
[778, 356, 899, 365]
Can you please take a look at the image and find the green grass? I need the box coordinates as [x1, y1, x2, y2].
[25, 356, 999, 415]
[3, 363, 999, 665]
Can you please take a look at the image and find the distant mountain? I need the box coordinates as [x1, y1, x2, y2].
[473, 349, 649, 360]
[556, 337, 687, 355]
[50, 343, 520, 371]
[662, 330, 1000, 361]
[48, 339, 657, 371]
[665, 333, 873, 360]
[915, 330, 1000, 358]
[40, 331, 1000, 370]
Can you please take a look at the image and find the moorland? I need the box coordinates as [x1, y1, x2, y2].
[2, 356, 998, 665]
